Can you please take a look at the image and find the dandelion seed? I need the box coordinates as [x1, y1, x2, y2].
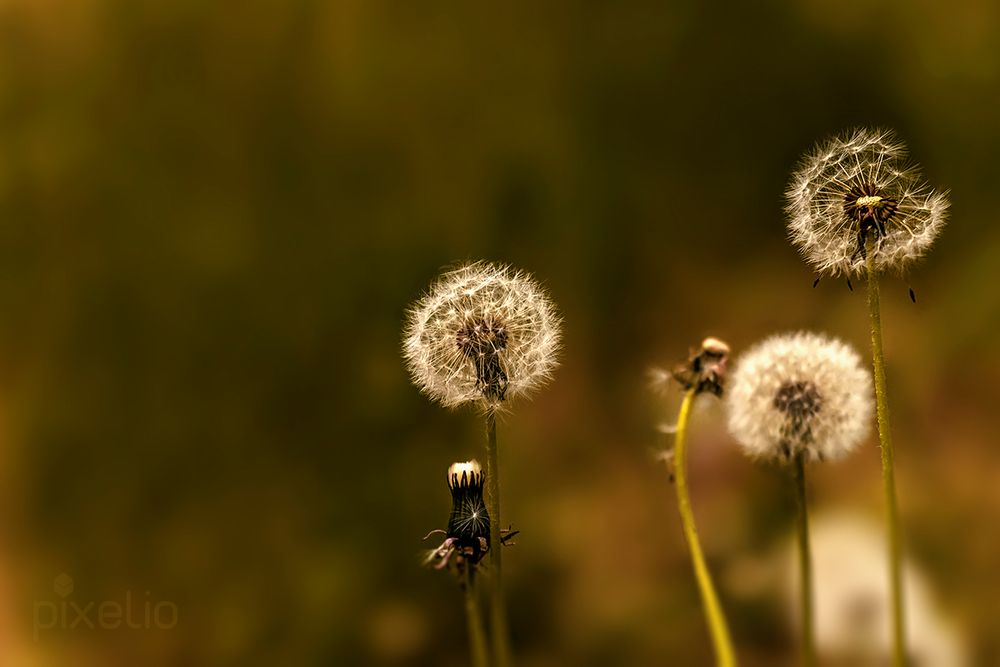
[403, 262, 561, 409]
[656, 422, 678, 435]
[786, 128, 949, 277]
[726, 332, 873, 463]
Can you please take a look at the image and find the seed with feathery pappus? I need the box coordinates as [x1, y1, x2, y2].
[402, 262, 561, 409]
[726, 332, 873, 463]
[785, 128, 949, 277]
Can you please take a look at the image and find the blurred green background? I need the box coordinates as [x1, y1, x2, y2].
[1, 0, 997, 665]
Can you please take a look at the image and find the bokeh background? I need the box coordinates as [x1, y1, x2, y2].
[1, 0, 997, 665]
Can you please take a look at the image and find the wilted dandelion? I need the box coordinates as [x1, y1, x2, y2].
[727, 332, 873, 667]
[786, 128, 949, 278]
[656, 337, 737, 667]
[403, 261, 561, 667]
[403, 262, 561, 409]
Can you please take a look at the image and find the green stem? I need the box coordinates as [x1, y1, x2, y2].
[866, 254, 906, 666]
[673, 388, 737, 667]
[485, 409, 512, 667]
[463, 566, 490, 667]
[793, 452, 815, 667]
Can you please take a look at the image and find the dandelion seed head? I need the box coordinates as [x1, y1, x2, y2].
[786, 128, 949, 277]
[403, 261, 561, 409]
[726, 332, 872, 463]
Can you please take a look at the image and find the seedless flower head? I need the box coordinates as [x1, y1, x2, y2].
[403, 262, 561, 409]
[726, 332, 872, 463]
[786, 128, 949, 277]
[670, 336, 731, 397]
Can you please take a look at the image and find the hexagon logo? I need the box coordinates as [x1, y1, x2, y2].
[53, 573, 74, 598]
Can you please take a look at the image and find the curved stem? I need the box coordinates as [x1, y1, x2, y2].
[673, 388, 737, 667]
[463, 566, 490, 667]
[866, 255, 906, 666]
[485, 409, 512, 667]
[793, 452, 815, 667]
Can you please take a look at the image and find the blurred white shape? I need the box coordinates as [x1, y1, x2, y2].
[788, 512, 967, 667]
[656, 422, 678, 435]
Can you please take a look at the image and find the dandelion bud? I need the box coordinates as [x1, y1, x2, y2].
[403, 262, 561, 409]
[726, 332, 873, 463]
[446, 460, 490, 547]
[785, 128, 949, 277]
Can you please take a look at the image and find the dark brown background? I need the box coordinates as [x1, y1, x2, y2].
[0, 1, 996, 664]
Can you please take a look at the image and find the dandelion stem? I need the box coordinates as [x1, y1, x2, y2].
[866, 253, 906, 666]
[673, 388, 737, 667]
[463, 566, 490, 667]
[485, 409, 512, 667]
[792, 451, 815, 667]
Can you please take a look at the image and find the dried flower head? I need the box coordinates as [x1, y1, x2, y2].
[671, 336, 731, 397]
[403, 262, 561, 409]
[726, 332, 872, 463]
[786, 128, 949, 277]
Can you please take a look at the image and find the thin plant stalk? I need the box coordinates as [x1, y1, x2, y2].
[485, 409, 512, 667]
[463, 566, 490, 667]
[865, 251, 906, 666]
[792, 452, 815, 667]
[673, 388, 737, 667]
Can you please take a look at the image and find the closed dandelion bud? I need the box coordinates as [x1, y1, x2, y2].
[403, 262, 561, 409]
[447, 461, 490, 548]
[423, 461, 492, 571]
[726, 332, 873, 463]
[786, 128, 949, 277]
[793, 513, 968, 666]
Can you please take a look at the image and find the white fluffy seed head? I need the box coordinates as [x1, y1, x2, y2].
[402, 261, 561, 410]
[785, 128, 949, 277]
[726, 332, 873, 463]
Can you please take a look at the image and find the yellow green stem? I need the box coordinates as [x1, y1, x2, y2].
[866, 254, 906, 666]
[673, 388, 737, 667]
[464, 566, 490, 667]
[485, 409, 512, 667]
[793, 452, 815, 667]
